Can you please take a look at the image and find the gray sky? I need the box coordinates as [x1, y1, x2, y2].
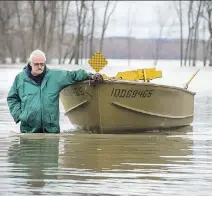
[93, 1, 209, 39]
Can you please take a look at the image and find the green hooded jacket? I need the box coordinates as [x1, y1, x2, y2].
[7, 66, 92, 133]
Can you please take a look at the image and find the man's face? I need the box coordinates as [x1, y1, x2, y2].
[30, 56, 46, 76]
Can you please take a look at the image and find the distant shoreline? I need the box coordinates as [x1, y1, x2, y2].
[0, 59, 210, 70]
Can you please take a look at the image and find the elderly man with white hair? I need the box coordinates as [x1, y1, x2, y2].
[7, 49, 103, 133]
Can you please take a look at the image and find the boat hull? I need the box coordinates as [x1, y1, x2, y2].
[60, 80, 195, 133]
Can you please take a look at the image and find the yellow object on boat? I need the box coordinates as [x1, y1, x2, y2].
[88, 52, 162, 82]
[102, 68, 162, 82]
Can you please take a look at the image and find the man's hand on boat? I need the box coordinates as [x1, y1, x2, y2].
[89, 73, 104, 86]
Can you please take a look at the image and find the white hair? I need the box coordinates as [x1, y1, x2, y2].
[28, 49, 46, 63]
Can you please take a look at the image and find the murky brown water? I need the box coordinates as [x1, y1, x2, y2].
[0, 61, 212, 195]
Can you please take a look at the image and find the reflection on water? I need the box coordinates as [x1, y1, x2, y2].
[7, 137, 59, 194]
[0, 63, 212, 195]
[59, 128, 193, 172]
[2, 126, 211, 196]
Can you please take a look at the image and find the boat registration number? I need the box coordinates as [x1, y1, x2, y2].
[111, 88, 154, 98]
[63, 87, 154, 98]
[63, 87, 84, 96]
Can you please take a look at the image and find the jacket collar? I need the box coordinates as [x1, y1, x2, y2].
[23, 64, 50, 86]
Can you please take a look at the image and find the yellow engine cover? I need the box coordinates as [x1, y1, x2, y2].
[103, 68, 162, 82]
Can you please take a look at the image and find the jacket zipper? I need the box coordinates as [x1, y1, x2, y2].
[40, 86, 44, 132]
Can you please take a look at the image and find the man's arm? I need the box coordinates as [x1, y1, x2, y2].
[56, 69, 93, 89]
[7, 76, 21, 124]
[69, 69, 93, 82]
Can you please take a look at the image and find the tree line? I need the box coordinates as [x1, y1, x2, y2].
[0, 1, 211, 67]
[173, 0, 211, 67]
[0, 0, 117, 64]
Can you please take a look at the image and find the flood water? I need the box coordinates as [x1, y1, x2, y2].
[0, 60, 212, 195]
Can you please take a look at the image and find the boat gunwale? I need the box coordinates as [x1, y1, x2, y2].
[76, 80, 196, 95]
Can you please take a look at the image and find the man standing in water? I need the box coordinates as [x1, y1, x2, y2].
[7, 49, 103, 133]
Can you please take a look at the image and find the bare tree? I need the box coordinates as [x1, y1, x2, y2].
[188, 2, 195, 67]
[99, 0, 117, 53]
[14, 1, 28, 63]
[152, 5, 170, 66]
[192, 1, 203, 67]
[62, 33, 75, 64]
[75, 0, 85, 65]
[89, 0, 95, 57]
[174, 0, 183, 66]
[46, 1, 57, 62]
[40, 1, 47, 51]
[84, 29, 89, 61]
[0, 1, 17, 63]
[184, 1, 194, 66]
[32, 1, 57, 63]
[200, 1, 212, 67]
[0, 1, 9, 63]
[68, 0, 85, 65]
[127, 3, 132, 67]
[206, 1, 212, 67]
[28, 0, 40, 52]
[202, 20, 207, 66]
[80, 4, 88, 65]
[57, 1, 71, 64]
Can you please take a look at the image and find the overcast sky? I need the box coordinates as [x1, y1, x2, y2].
[93, 1, 209, 39]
